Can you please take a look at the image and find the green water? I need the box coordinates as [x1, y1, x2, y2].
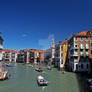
[0, 63, 86, 92]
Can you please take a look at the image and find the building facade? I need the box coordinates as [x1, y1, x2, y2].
[2, 49, 18, 63]
[55, 41, 68, 70]
[68, 30, 92, 72]
[17, 49, 44, 64]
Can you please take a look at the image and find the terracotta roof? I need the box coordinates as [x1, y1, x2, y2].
[3, 49, 19, 53]
[22, 49, 44, 53]
[58, 40, 68, 45]
[75, 31, 87, 36]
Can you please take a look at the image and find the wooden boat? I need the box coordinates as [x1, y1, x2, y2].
[37, 75, 48, 86]
[35, 68, 43, 72]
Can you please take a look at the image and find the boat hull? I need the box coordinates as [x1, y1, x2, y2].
[37, 76, 48, 86]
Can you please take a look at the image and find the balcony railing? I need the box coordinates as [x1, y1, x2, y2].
[86, 46, 89, 49]
[70, 46, 78, 50]
[80, 46, 83, 49]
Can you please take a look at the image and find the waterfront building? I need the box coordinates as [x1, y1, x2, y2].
[17, 50, 26, 63]
[2, 49, 18, 63]
[17, 49, 44, 64]
[68, 30, 92, 72]
[55, 41, 68, 70]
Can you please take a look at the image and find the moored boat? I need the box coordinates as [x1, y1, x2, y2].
[37, 75, 48, 86]
[0, 71, 10, 80]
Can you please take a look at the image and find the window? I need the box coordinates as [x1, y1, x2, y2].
[86, 37, 88, 40]
[76, 64, 78, 70]
[91, 43, 92, 47]
[75, 49, 78, 51]
[80, 57, 84, 62]
[61, 53, 63, 57]
[80, 51, 83, 55]
[86, 58, 89, 62]
[80, 44, 83, 48]
[61, 60, 63, 64]
[81, 37, 83, 40]
[86, 51, 88, 55]
[87, 64, 89, 69]
[86, 44, 88, 47]
[75, 49, 78, 55]
[75, 45, 78, 47]
[81, 64, 83, 69]
[74, 57, 78, 62]
[75, 41, 78, 44]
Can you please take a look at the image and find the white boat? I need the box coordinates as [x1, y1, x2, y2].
[37, 76, 48, 86]
[47, 66, 52, 70]
[28, 64, 33, 67]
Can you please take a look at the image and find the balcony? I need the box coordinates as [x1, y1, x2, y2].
[69, 53, 78, 57]
[86, 45, 89, 49]
[86, 52, 89, 56]
[80, 46, 83, 49]
[74, 53, 78, 56]
[85, 39, 88, 42]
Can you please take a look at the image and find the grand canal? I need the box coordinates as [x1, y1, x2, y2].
[0, 63, 87, 92]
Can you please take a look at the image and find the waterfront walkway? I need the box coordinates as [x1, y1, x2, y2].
[0, 64, 87, 92]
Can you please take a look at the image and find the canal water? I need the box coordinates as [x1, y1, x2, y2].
[0, 63, 87, 92]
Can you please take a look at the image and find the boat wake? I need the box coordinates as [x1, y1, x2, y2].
[42, 86, 46, 91]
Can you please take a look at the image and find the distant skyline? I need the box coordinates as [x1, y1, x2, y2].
[0, 0, 92, 50]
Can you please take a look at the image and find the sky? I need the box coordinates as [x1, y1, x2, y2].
[0, 0, 92, 50]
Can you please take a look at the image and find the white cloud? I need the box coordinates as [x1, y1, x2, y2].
[38, 34, 54, 50]
[22, 34, 28, 37]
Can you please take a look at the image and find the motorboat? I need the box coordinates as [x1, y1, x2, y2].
[35, 68, 43, 72]
[37, 75, 48, 86]
[6, 64, 14, 67]
[47, 66, 52, 70]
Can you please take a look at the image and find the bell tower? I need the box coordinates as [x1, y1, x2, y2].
[51, 39, 55, 64]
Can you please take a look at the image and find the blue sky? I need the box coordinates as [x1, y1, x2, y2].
[0, 0, 92, 50]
